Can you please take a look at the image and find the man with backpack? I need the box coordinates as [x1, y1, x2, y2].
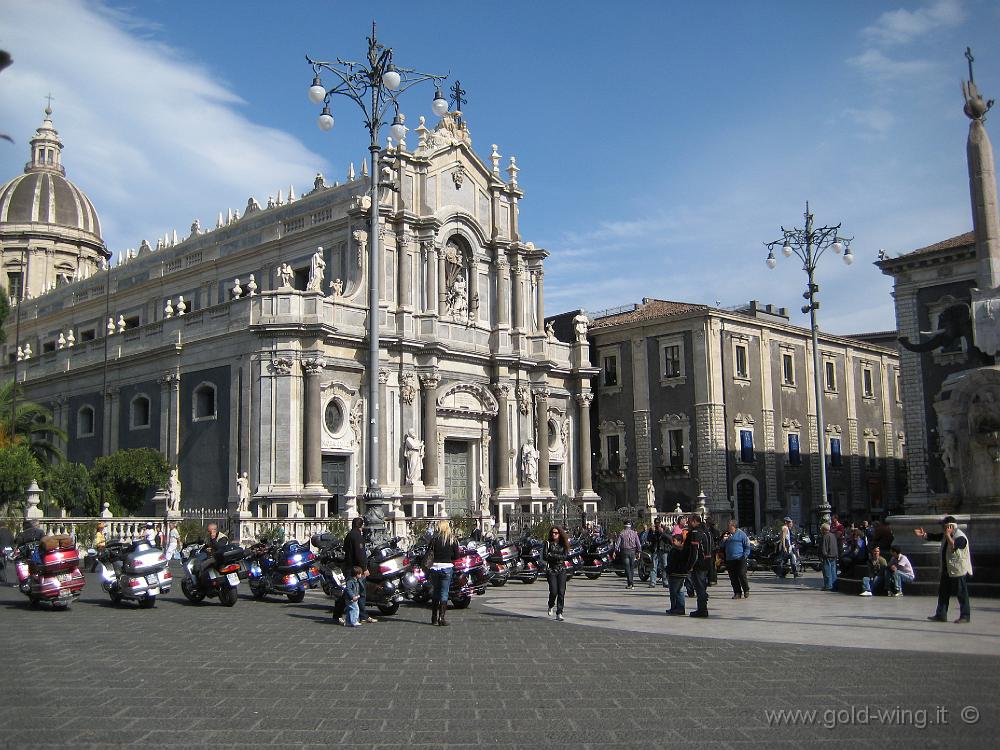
[685, 514, 713, 618]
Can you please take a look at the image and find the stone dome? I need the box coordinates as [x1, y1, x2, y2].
[0, 107, 102, 242]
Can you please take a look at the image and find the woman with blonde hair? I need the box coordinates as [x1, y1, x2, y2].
[426, 519, 460, 626]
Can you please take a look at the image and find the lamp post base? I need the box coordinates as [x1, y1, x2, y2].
[362, 483, 387, 543]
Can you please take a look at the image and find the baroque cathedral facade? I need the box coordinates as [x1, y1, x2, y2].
[1, 107, 600, 523]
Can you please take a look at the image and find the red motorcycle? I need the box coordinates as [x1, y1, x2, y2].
[13, 534, 86, 609]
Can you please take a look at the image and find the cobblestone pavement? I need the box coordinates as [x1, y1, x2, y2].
[0, 567, 996, 749]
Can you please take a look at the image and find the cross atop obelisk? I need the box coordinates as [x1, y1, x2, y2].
[963, 47, 1000, 289]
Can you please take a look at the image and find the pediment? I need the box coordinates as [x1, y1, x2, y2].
[437, 381, 498, 418]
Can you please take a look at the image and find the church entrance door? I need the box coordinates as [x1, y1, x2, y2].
[444, 440, 470, 515]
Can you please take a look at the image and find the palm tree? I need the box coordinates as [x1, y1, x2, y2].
[0, 380, 67, 464]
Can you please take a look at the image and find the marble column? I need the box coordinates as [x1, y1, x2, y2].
[425, 243, 438, 314]
[536, 386, 549, 491]
[511, 262, 524, 331]
[398, 234, 412, 309]
[492, 382, 512, 488]
[576, 392, 594, 493]
[496, 257, 510, 327]
[302, 357, 324, 487]
[965, 76, 1000, 288]
[437, 248, 448, 317]
[421, 372, 441, 488]
[535, 270, 545, 334]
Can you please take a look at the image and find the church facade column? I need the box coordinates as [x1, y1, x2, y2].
[511, 262, 524, 331]
[535, 270, 545, 334]
[535, 385, 550, 491]
[576, 392, 594, 494]
[496, 256, 510, 328]
[437, 247, 448, 317]
[397, 232, 412, 309]
[420, 371, 441, 488]
[424, 242, 438, 314]
[302, 357, 324, 488]
[492, 382, 512, 488]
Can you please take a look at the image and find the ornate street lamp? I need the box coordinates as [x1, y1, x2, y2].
[764, 202, 853, 526]
[306, 23, 446, 540]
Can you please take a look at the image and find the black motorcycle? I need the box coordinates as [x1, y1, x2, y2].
[314, 534, 407, 616]
[246, 538, 321, 603]
[580, 535, 612, 580]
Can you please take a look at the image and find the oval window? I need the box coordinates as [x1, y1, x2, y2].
[324, 399, 344, 434]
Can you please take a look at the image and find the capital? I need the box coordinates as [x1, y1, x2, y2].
[302, 357, 325, 376]
[491, 381, 511, 399]
[575, 392, 594, 408]
[420, 372, 441, 390]
[377, 368, 390, 385]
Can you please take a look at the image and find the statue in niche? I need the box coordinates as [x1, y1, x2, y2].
[521, 440, 540, 486]
[167, 468, 182, 513]
[404, 429, 425, 485]
[443, 239, 470, 321]
[646, 480, 656, 511]
[307, 247, 326, 292]
[236, 472, 251, 513]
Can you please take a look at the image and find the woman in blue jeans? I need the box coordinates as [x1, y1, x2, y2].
[427, 520, 460, 626]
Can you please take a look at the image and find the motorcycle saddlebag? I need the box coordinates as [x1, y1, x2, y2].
[213, 543, 245, 565]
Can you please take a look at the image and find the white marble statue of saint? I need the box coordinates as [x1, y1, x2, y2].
[167, 468, 182, 513]
[404, 429, 425, 485]
[646, 479, 656, 510]
[521, 441, 539, 486]
[573, 312, 590, 342]
[277, 263, 294, 289]
[449, 273, 468, 320]
[236, 472, 251, 513]
[307, 247, 326, 292]
[545, 320, 557, 342]
[479, 469, 491, 513]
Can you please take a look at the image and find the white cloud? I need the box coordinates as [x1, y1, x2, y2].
[847, 49, 938, 81]
[843, 106, 895, 137]
[0, 0, 327, 257]
[863, 0, 965, 46]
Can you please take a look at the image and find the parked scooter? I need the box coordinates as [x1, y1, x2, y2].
[246, 538, 321, 603]
[180, 541, 246, 606]
[13, 534, 85, 609]
[100, 538, 171, 608]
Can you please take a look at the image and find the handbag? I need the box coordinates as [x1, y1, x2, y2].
[422, 541, 435, 568]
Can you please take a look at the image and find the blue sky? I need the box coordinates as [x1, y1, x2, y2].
[2, 0, 999, 333]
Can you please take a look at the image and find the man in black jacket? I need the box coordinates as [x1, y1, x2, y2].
[342, 518, 376, 624]
[686, 515, 712, 618]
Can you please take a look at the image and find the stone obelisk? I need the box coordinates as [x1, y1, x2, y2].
[964, 47, 1000, 290]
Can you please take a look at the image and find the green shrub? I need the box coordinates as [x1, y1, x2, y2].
[449, 510, 478, 540]
[255, 524, 286, 545]
[75, 520, 99, 549]
[90, 448, 169, 515]
[177, 519, 206, 545]
[43, 462, 93, 515]
[325, 518, 348, 539]
[0, 443, 40, 512]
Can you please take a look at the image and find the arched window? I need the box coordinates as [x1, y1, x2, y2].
[77, 406, 95, 437]
[130, 395, 151, 429]
[193, 382, 217, 421]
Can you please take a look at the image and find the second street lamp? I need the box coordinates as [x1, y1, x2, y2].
[306, 23, 446, 540]
[764, 202, 853, 526]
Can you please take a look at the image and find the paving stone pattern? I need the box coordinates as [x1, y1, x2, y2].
[0, 570, 996, 749]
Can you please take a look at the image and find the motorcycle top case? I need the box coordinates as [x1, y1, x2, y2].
[213, 543, 246, 565]
[34, 537, 80, 575]
[123, 544, 167, 575]
[40, 534, 75, 553]
[310, 532, 338, 548]
[276, 541, 315, 571]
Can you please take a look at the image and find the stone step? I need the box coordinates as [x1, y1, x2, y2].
[837, 573, 1000, 597]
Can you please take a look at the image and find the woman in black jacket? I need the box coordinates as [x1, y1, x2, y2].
[543, 526, 570, 621]
[428, 520, 461, 626]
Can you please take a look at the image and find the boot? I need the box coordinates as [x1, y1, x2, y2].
[431, 602, 439, 625]
[438, 601, 449, 626]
